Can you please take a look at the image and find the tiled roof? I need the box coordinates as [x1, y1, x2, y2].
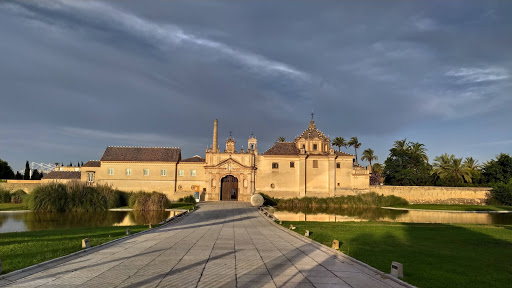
[42, 171, 81, 180]
[181, 155, 206, 163]
[100, 147, 181, 162]
[82, 160, 101, 167]
[335, 151, 353, 157]
[262, 142, 300, 155]
[296, 120, 328, 140]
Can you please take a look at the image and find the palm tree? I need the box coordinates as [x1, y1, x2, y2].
[348, 137, 362, 164]
[361, 148, 378, 168]
[448, 158, 472, 184]
[463, 157, 481, 172]
[433, 153, 454, 174]
[332, 137, 347, 152]
[433, 154, 472, 184]
[277, 136, 286, 142]
[410, 142, 429, 163]
[393, 138, 409, 151]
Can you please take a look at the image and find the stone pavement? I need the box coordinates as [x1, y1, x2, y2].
[1, 202, 412, 288]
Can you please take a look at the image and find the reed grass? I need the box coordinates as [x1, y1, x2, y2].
[276, 192, 408, 210]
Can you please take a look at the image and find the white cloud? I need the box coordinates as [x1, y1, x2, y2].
[412, 17, 438, 31]
[6, 0, 310, 81]
[446, 67, 510, 83]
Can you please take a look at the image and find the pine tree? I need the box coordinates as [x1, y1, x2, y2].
[31, 169, 41, 180]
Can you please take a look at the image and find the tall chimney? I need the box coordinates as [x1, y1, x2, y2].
[213, 119, 218, 153]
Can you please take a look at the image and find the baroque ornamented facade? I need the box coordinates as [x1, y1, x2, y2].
[44, 119, 370, 201]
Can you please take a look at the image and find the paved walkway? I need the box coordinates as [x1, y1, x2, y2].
[1, 202, 410, 288]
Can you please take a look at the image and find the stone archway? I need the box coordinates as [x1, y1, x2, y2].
[220, 175, 238, 201]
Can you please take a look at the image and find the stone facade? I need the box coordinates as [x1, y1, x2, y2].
[71, 118, 371, 201]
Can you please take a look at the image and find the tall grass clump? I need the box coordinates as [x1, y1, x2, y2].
[29, 183, 68, 212]
[66, 181, 107, 212]
[0, 188, 11, 203]
[277, 192, 408, 210]
[130, 191, 170, 211]
[259, 193, 279, 206]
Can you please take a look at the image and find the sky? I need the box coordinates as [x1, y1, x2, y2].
[1, 0, 511, 172]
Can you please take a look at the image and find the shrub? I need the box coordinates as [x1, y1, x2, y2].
[0, 188, 11, 203]
[276, 192, 408, 210]
[130, 191, 170, 211]
[10, 189, 27, 204]
[182, 195, 196, 204]
[487, 181, 512, 206]
[95, 184, 121, 209]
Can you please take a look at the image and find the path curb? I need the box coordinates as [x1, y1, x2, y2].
[0, 209, 192, 284]
[259, 207, 416, 288]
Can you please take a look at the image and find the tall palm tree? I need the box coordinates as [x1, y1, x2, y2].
[433, 153, 454, 174]
[410, 142, 429, 162]
[348, 137, 362, 164]
[433, 154, 472, 184]
[361, 148, 378, 168]
[277, 136, 286, 142]
[332, 137, 347, 152]
[448, 158, 472, 184]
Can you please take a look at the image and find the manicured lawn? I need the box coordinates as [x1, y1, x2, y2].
[0, 203, 28, 211]
[392, 204, 512, 211]
[283, 221, 512, 288]
[169, 202, 195, 210]
[0, 225, 149, 274]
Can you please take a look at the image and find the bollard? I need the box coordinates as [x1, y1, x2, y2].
[305, 230, 310, 237]
[82, 238, 91, 249]
[279, 220, 282, 225]
[149, 224, 152, 229]
[126, 228, 130, 236]
[332, 239, 339, 250]
[289, 224, 296, 230]
[390, 261, 403, 279]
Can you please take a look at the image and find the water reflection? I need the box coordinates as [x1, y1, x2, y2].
[0, 210, 175, 233]
[270, 207, 512, 225]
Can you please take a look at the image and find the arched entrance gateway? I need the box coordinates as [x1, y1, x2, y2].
[220, 175, 238, 201]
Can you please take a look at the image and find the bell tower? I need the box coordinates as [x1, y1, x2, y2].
[248, 133, 258, 154]
[225, 131, 236, 153]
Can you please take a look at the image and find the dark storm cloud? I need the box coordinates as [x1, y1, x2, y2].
[1, 0, 511, 171]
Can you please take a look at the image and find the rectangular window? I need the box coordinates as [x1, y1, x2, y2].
[108, 168, 114, 175]
[87, 172, 94, 182]
[336, 163, 341, 168]
[190, 169, 196, 177]
[290, 161, 295, 168]
[313, 144, 318, 150]
[143, 169, 149, 176]
[272, 162, 279, 169]
[126, 169, 132, 176]
[161, 169, 167, 176]
[178, 169, 184, 176]
[313, 160, 318, 168]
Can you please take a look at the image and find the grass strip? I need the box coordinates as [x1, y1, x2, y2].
[0, 225, 149, 274]
[282, 221, 512, 288]
[0, 203, 29, 211]
[169, 202, 195, 210]
[392, 204, 512, 211]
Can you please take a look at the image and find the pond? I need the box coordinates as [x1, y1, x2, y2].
[0, 210, 184, 233]
[268, 207, 512, 225]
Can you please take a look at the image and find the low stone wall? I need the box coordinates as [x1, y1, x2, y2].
[0, 180, 43, 193]
[367, 185, 491, 205]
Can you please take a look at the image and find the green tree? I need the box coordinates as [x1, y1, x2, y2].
[31, 169, 42, 180]
[372, 163, 384, 175]
[482, 153, 512, 184]
[24, 161, 30, 180]
[277, 136, 286, 142]
[348, 137, 362, 164]
[15, 171, 23, 180]
[0, 159, 15, 179]
[384, 141, 432, 186]
[332, 137, 347, 152]
[361, 148, 378, 168]
[463, 157, 482, 184]
[433, 154, 472, 185]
